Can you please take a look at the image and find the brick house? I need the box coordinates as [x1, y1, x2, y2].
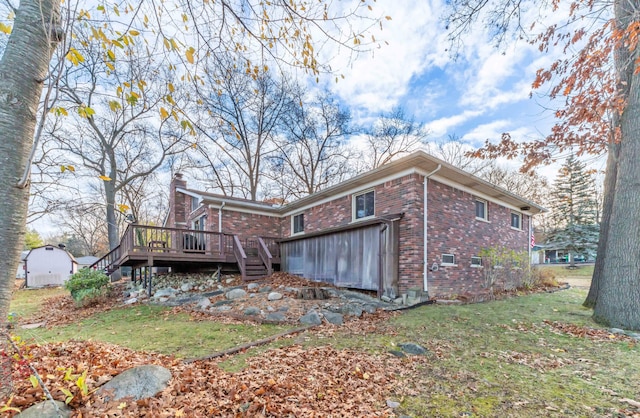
[166, 151, 544, 299]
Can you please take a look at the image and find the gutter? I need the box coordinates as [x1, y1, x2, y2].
[423, 164, 441, 294]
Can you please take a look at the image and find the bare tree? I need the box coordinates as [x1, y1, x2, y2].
[426, 135, 495, 176]
[41, 27, 190, 249]
[364, 107, 429, 169]
[267, 87, 355, 198]
[192, 56, 289, 200]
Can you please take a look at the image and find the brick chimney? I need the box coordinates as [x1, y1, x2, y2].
[168, 173, 188, 228]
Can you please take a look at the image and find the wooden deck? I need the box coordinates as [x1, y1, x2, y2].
[92, 225, 280, 278]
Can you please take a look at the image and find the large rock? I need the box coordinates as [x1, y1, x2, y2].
[399, 342, 428, 356]
[98, 365, 172, 401]
[197, 297, 211, 309]
[322, 311, 344, 325]
[17, 400, 71, 418]
[266, 312, 286, 322]
[342, 303, 363, 318]
[267, 292, 283, 301]
[153, 288, 178, 298]
[300, 310, 322, 325]
[225, 288, 247, 300]
[244, 306, 261, 316]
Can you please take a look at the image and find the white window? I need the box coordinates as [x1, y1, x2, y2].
[191, 196, 200, 212]
[354, 190, 375, 220]
[471, 256, 483, 267]
[475, 199, 488, 221]
[441, 254, 456, 266]
[510, 212, 522, 229]
[292, 213, 304, 234]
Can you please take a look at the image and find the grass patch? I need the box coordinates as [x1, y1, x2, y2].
[296, 289, 639, 417]
[538, 264, 594, 278]
[9, 285, 66, 319]
[15, 304, 290, 359]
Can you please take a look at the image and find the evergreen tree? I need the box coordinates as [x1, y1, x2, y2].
[546, 155, 600, 266]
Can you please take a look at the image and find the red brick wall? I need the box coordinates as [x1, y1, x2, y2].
[188, 206, 282, 241]
[425, 179, 530, 297]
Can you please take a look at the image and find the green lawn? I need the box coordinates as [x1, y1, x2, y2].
[10, 284, 640, 417]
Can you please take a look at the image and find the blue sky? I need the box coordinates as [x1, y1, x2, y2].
[316, 0, 568, 168]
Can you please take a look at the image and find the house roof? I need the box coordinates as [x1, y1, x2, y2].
[182, 151, 547, 216]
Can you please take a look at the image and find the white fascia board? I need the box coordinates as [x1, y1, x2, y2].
[207, 204, 280, 217]
[176, 187, 203, 199]
[280, 168, 420, 217]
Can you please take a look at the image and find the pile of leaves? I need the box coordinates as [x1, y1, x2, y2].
[6, 340, 406, 417]
[543, 320, 638, 343]
[16, 283, 126, 328]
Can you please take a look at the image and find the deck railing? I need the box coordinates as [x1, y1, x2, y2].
[257, 237, 273, 276]
[119, 224, 235, 257]
[260, 236, 280, 260]
[233, 235, 247, 278]
[90, 245, 121, 272]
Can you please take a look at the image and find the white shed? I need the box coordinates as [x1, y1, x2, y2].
[25, 245, 78, 288]
[15, 250, 29, 279]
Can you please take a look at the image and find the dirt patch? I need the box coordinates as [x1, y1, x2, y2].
[563, 277, 592, 289]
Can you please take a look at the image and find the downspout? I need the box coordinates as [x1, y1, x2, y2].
[423, 165, 441, 294]
[528, 214, 532, 265]
[218, 202, 225, 233]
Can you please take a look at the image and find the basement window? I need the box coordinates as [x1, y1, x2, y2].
[441, 254, 456, 266]
[471, 256, 483, 267]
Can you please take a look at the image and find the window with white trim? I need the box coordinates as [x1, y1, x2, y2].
[510, 211, 522, 229]
[441, 254, 456, 265]
[471, 256, 482, 267]
[293, 213, 304, 234]
[475, 199, 488, 221]
[354, 190, 375, 220]
[191, 196, 200, 212]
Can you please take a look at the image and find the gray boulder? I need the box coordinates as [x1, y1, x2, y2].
[399, 342, 428, 355]
[197, 298, 211, 309]
[180, 282, 194, 292]
[17, 400, 71, 418]
[342, 303, 363, 318]
[247, 283, 260, 290]
[323, 311, 343, 325]
[266, 312, 286, 322]
[123, 297, 138, 305]
[244, 306, 261, 316]
[226, 288, 247, 300]
[153, 288, 178, 298]
[300, 310, 322, 325]
[267, 292, 283, 301]
[258, 286, 272, 293]
[98, 365, 172, 401]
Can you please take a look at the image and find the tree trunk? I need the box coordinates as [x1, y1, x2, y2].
[105, 180, 119, 250]
[0, 0, 61, 398]
[584, 141, 619, 308]
[593, 0, 640, 330]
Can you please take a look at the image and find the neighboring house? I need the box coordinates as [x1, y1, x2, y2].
[24, 244, 78, 288]
[15, 250, 29, 279]
[165, 151, 545, 299]
[76, 255, 100, 270]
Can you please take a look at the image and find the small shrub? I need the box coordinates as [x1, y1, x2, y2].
[64, 269, 110, 306]
[531, 268, 559, 287]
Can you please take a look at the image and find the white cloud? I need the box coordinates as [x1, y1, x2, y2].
[425, 109, 484, 137]
[325, 0, 448, 116]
